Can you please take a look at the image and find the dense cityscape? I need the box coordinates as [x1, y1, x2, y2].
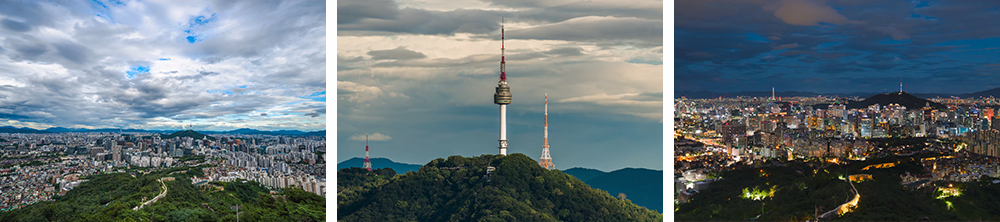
[674, 90, 1000, 220]
[0, 131, 325, 211]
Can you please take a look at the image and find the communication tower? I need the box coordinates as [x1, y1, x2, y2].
[362, 135, 372, 171]
[494, 18, 512, 155]
[539, 94, 554, 169]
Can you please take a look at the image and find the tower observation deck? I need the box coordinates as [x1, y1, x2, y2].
[494, 18, 511, 155]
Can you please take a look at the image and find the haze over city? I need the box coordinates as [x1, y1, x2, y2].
[337, 0, 663, 171]
[0, 0, 325, 131]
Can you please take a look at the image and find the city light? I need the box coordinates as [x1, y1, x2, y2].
[741, 186, 776, 201]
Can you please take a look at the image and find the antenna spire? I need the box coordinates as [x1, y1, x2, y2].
[500, 18, 506, 82]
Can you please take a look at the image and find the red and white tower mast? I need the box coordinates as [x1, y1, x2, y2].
[362, 135, 372, 171]
[539, 93, 554, 169]
[494, 18, 512, 155]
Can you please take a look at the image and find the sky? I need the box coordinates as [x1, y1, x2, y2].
[0, 0, 325, 131]
[337, 0, 663, 171]
[676, 0, 1000, 95]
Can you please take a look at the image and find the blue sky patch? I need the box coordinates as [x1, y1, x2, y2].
[303, 91, 326, 102]
[183, 13, 216, 44]
[125, 65, 149, 79]
[158, 58, 170, 61]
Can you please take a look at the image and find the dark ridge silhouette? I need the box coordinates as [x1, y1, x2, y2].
[845, 92, 945, 109]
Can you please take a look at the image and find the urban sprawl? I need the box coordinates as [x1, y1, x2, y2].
[0, 132, 325, 211]
[675, 93, 1000, 204]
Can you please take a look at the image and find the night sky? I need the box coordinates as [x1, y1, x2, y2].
[675, 0, 1000, 94]
[0, 1, 325, 131]
[337, 0, 663, 171]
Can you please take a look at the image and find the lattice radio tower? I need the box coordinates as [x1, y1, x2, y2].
[362, 135, 372, 171]
[539, 93, 555, 169]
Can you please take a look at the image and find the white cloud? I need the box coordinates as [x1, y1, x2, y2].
[0, 1, 325, 131]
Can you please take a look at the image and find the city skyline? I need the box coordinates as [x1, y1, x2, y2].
[337, 0, 663, 171]
[676, 1, 1000, 94]
[0, 1, 325, 132]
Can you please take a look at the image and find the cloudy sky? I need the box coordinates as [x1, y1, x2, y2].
[677, 0, 1000, 94]
[337, 0, 663, 171]
[0, 0, 325, 131]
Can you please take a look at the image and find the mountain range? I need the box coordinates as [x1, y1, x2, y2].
[676, 86, 1000, 99]
[563, 167, 664, 213]
[0, 126, 324, 137]
[337, 157, 422, 174]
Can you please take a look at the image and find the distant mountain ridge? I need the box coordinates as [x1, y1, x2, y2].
[562, 167, 606, 182]
[676, 86, 1000, 99]
[564, 167, 663, 213]
[0, 127, 324, 136]
[337, 157, 422, 174]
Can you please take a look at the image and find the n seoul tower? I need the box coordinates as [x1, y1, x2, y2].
[539, 93, 554, 169]
[494, 18, 513, 156]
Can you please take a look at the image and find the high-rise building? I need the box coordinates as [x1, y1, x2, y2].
[720, 122, 747, 153]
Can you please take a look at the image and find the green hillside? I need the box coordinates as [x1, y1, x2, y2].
[0, 167, 324, 221]
[337, 153, 662, 222]
[162, 130, 215, 141]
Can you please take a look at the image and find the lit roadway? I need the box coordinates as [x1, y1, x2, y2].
[820, 177, 859, 219]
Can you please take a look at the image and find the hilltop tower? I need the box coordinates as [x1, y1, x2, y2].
[494, 18, 512, 155]
[539, 94, 555, 170]
[363, 135, 372, 171]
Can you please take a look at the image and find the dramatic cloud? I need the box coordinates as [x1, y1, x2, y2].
[368, 47, 427, 60]
[764, 0, 863, 26]
[337, 0, 662, 171]
[0, 1, 325, 131]
[676, 0, 1000, 94]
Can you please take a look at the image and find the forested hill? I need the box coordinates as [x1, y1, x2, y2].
[337, 153, 662, 222]
[0, 167, 324, 221]
[161, 130, 215, 140]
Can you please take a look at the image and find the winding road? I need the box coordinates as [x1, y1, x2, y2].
[133, 178, 168, 211]
[820, 177, 860, 219]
